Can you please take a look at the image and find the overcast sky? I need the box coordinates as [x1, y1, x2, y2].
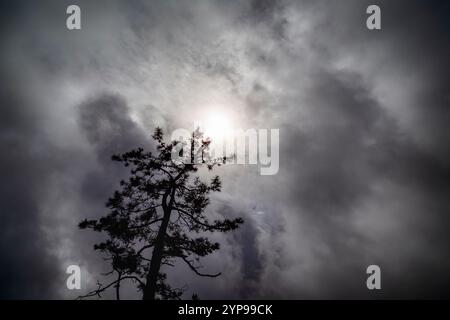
[1, 0, 450, 299]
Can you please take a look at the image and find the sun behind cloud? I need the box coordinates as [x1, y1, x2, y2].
[203, 112, 233, 142]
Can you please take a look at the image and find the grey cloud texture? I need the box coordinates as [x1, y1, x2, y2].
[0, 0, 449, 299]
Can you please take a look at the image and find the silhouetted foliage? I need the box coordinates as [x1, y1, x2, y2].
[78, 127, 243, 300]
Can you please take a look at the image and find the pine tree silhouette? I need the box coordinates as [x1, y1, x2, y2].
[79, 127, 243, 300]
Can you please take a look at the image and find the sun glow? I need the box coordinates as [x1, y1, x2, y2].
[203, 112, 233, 142]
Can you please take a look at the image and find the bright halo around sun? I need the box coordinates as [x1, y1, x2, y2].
[203, 112, 233, 142]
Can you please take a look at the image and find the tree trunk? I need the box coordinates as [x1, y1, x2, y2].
[115, 272, 121, 300]
[142, 208, 170, 300]
[142, 186, 174, 300]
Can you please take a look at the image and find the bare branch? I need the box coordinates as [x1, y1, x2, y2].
[181, 256, 221, 278]
[137, 244, 154, 255]
[77, 276, 145, 300]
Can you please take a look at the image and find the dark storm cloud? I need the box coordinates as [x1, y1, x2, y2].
[264, 0, 450, 298]
[79, 94, 149, 162]
[0, 0, 449, 299]
[0, 83, 59, 299]
[279, 67, 450, 298]
[78, 93, 151, 207]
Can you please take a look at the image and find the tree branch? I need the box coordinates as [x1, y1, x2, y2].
[130, 218, 163, 230]
[181, 256, 221, 278]
[137, 244, 154, 255]
[173, 207, 215, 230]
[77, 276, 145, 299]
